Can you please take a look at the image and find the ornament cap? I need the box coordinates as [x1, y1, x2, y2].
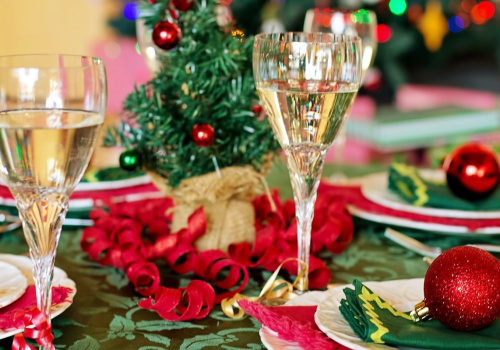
[410, 299, 433, 323]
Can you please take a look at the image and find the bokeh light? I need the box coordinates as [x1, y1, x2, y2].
[123, 3, 139, 21]
[461, 0, 476, 12]
[389, 0, 407, 15]
[477, 1, 495, 19]
[376, 24, 392, 42]
[448, 15, 465, 32]
[457, 11, 471, 27]
[407, 3, 423, 23]
[471, 4, 487, 23]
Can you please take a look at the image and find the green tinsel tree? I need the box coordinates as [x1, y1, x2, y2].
[104, 0, 279, 188]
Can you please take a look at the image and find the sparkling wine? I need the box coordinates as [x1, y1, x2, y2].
[0, 109, 102, 255]
[257, 81, 358, 152]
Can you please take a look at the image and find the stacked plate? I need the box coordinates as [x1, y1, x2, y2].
[350, 170, 500, 235]
[0, 254, 76, 339]
[0, 172, 160, 216]
[260, 279, 424, 350]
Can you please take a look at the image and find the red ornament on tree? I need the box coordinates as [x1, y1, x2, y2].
[152, 21, 182, 50]
[172, 0, 194, 11]
[251, 105, 263, 115]
[418, 246, 500, 331]
[443, 143, 500, 201]
[191, 124, 215, 147]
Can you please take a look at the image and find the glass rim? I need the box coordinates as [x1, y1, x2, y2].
[254, 32, 362, 45]
[0, 53, 105, 70]
[306, 8, 376, 14]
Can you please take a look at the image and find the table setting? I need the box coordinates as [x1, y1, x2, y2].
[1, 0, 500, 349]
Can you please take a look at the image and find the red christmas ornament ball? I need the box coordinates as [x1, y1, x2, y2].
[424, 246, 500, 331]
[251, 105, 263, 115]
[443, 143, 500, 200]
[191, 124, 215, 147]
[152, 21, 181, 50]
[172, 0, 194, 11]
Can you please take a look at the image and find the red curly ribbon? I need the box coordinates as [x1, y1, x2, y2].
[12, 307, 54, 350]
[81, 186, 354, 321]
[138, 280, 215, 321]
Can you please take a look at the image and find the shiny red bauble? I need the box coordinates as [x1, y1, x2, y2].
[152, 21, 181, 50]
[443, 143, 500, 200]
[191, 124, 215, 147]
[251, 105, 263, 115]
[424, 246, 500, 331]
[172, 0, 195, 11]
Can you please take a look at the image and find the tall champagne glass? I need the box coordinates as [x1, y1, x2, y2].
[0, 54, 106, 347]
[253, 33, 362, 291]
[304, 9, 377, 174]
[304, 9, 377, 75]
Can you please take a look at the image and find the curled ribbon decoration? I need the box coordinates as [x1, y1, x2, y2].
[12, 307, 55, 350]
[81, 188, 354, 322]
[138, 280, 215, 321]
[221, 258, 307, 319]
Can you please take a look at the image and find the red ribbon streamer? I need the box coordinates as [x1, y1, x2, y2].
[12, 307, 55, 350]
[81, 187, 354, 321]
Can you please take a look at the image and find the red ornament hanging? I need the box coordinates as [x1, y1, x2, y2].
[443, 143, 500, 201]
[168, 8, 179, 20]
[152, 21, 182, 50]
[172, 0, 194, 11]
[413, 246, 500, 331]
[219, 0, 233, 5]
[191, 124, 215, 147]
[251, 105, 263, 115]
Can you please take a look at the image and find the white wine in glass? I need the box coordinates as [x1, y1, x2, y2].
[0, 55, 106, 348]
[253, 33, 362, 291]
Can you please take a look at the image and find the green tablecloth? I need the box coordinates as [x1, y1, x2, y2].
[0, 164, 496, 350]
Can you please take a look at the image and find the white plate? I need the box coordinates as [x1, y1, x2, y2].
[0, 261, 27, 308]
[348, 205, 500, 235]
[315, 279, 424, 350]
[0, 254, 76, 339]
[361, 171, 500, 219]
[259, 291, 328, 350]
[74, 174, 151, 192]
[260, 328, 302, 350]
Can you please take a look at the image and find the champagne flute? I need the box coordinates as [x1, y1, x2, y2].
[304, 9, 377, 75]
[253, 33, 362, 291]
[0, 54, 106, 347]
[304, 9, 377, 175]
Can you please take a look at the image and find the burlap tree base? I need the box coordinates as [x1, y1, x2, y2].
[150, 166, 267, 252]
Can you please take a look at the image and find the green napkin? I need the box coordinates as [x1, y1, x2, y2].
[339, 280, 500, 349]
[387, 163, 500, 211]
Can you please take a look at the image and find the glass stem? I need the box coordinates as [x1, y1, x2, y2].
[16, 192, 68, 348]
[286, 146, 326, 292]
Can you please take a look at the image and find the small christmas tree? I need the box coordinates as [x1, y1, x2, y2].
[105, 0, 279, 252]
[105, 0, 278, 189]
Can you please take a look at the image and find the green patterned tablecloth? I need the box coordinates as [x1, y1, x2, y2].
[0, 164, 497, 349]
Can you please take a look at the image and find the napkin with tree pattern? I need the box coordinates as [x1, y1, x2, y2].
[339, 280, 500, 349]
[387, 163, 500, 211]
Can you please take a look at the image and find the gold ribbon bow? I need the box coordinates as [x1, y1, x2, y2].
[221, 258, 307, 319]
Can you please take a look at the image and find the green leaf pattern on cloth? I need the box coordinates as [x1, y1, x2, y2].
[2, 210, 500, 348]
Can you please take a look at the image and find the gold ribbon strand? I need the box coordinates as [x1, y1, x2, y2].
[221, 258, 307, 319]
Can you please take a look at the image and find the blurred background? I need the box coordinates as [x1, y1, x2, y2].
[1, 0, 500, 167]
